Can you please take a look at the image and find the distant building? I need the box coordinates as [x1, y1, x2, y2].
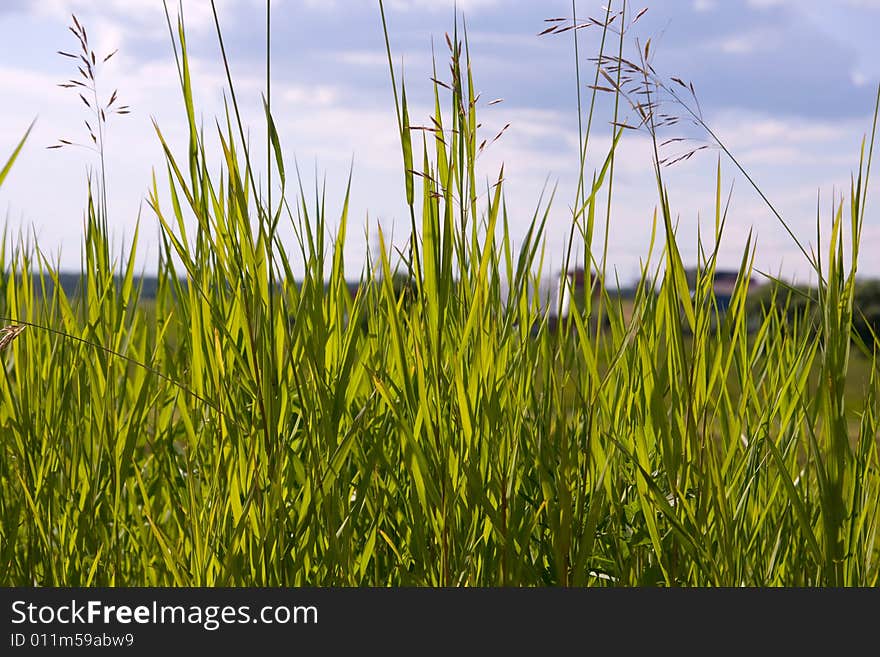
[535, 268, 604, 332]
[685, 268, 754, 312]
[565, 268, 604, 303]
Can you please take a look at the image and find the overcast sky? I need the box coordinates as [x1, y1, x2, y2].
[1, 0, 879, 284]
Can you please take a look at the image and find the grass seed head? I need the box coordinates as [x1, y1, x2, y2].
[0, 325, 26, 352]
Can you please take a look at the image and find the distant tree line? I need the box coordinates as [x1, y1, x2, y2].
[747, 278, 880, 345]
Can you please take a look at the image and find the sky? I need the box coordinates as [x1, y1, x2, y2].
[1, 0, 879, 285]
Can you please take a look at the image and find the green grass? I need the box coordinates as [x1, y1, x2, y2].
[0, 1, 878, 586]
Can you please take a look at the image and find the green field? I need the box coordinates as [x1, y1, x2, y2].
[1, 2, 879, 586]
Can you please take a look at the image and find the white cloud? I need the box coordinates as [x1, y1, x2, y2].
[31, 0, 246, 30]
[335, 50, 388, 68]
[746, 0, 787, 8]
[466, 31, 552, 49]
[382, 0, 501, 11]
[718, 35, 757, 55]
[280, 83, 340, 107]
[300, 0, 499, 12]
[851, 70, 869, 87]
[712, 28, 777, 55]
[709, 111, 859, 148]
[749, 0, 880, 7]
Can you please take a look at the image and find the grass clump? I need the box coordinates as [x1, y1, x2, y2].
[0, 1, 878, 586]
